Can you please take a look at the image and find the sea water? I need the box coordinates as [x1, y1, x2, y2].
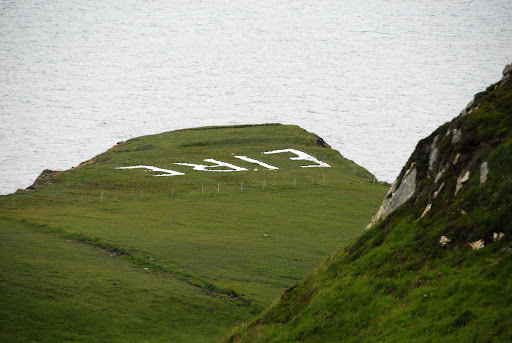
[1, 0, 511, 194]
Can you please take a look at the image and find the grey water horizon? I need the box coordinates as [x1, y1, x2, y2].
[1, 0, 511, 195]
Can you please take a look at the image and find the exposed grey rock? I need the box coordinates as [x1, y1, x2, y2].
[499, 64, 511, 87]
[502, 72, 510, 84]
[433, 182, 445, 199]
[431, 136, 439, 149]
[367, 166, 417, 229]
[452, 129, 461, 144]
[460, 99, 475, 116]
[455, 170, 470, 195]
[480, 161, 489, 184]
[503, 64, 512, 75]
[428, 136, 439, 171]
[435, 167, 446, 183]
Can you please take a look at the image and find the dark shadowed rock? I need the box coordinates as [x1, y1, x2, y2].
[27, 169, 60, 190]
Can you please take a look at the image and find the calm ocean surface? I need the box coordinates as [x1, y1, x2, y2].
[1, 0, 511, 194]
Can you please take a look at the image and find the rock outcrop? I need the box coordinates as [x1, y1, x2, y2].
[367, 165, 417, 228]
[27, 169, 60, 190]
[367, 62, 512, 229]
[227, 63, 512, 343]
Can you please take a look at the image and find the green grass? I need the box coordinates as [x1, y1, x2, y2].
[226, 80, 512, 341]
[227, 215, 512, 343]
[0, 218, 251, 343]
[0, 124, 387, 342]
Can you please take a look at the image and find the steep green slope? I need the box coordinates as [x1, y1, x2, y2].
[227, 67, 512, 342]
[0, 124, 387, 342]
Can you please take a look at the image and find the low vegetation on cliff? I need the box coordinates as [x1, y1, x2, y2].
[227, 67, 512, 342]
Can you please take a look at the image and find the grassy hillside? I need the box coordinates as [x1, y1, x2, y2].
[0, 124, 387, 342]
[227, 71, 512, 342]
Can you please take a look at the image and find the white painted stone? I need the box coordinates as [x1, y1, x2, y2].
[117, 165, 185, 176]
[117, 149, 329, 177]
[174, 159, 248, 172]
[234, 155, 279, 170]
[263, 148, 330, 168]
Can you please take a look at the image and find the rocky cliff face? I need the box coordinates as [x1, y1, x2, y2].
[367, 63, 512, 233]
[227, 64, 512, 342]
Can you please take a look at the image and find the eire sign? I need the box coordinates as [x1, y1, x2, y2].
[117, 149, 330, 176]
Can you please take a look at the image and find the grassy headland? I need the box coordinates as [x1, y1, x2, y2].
[0, 124, 387, 342]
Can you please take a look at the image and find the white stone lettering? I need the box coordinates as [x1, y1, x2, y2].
[117, 149, 330, 177]
[174, 159, 248, 172]
[234, 156, 279, 170]
[263, 149, 330, 168]
[117, 165, 185, 176]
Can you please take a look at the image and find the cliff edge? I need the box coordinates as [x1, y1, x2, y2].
[227, 64, 512, 342]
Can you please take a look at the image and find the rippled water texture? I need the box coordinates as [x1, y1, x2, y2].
[1, 0, 511, 194]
